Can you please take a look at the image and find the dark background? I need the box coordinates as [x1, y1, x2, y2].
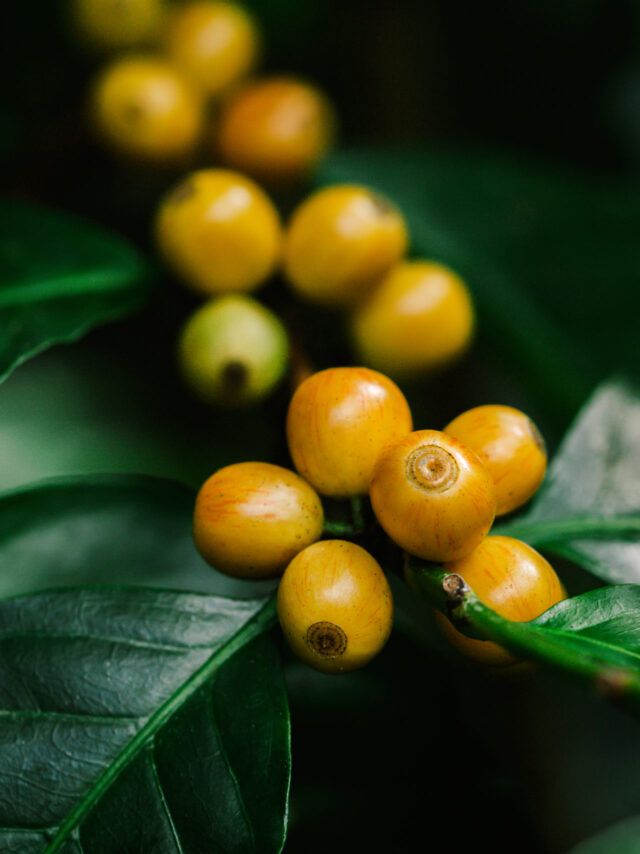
[5, 1, 640, 217]
[2, 2, 640, 852]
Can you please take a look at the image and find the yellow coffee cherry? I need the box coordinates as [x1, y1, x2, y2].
[283, 185, 409, 307]
[278, 540, 393, 674]
[164, 1, 260, 98]
[71, 0, 166, 51]
[217, 76, 336, 184]
[154, 169, 282, 296]
[193, 462, 323, 578]
[286, 367, 413, 497]
[436, 535, 566, 666]
[370, 429, 496, 562]
[351, 260, 475, 377]
[444, 405, 547, 516]
[90, 56, 204, 161]
[178, 295, 289, 407]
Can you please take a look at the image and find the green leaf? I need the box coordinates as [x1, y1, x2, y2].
[496, 379, 640, 584]
[409, 562, 640, 711]
[0, 474, 276, 600]
[320, 148, 640, 415]
[0, 588, 289, 853]
[568, 816, 640, 854]
[0, 200, 152, 383]
[0, 342, 281, 493]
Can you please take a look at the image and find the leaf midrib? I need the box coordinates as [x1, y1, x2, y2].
[0, 266, 147, 310]
[469, 595, 640, 671]
[42, 595, 277, 853]
[0, 287, 148, 385]
[494, 514, 640, 543]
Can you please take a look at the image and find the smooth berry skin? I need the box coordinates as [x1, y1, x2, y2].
[193, 462, 324, 579]
[352, 260, 475, 378]
[286, 367, 413, 497]
[278, 540, 393, 674]
[444, 404, 547, 515]
[72, 0, 166, 51]
[178, 295, 289, 407]
[283, 185, 408, 307]
[164, 1, 260, 98]
[91, 56, 204, 161]
[217, 76, 335, 184]
[370, 429, 496, 562]
[436, 535, 565, 666]
[155, 169, 282, 296]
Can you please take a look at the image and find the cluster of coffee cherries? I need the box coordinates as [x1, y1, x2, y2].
[72, 2, 475, 409]
[154, 172, 474, 408]
[75, 0, 335, 179]
[193, 366, 565, 673]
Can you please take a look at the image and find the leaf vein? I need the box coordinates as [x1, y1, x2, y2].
[147, 746, 184, 854]
[0, 631, 214, 654]
[42, 596, 276, 853]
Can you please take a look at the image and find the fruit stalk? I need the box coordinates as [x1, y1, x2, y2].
[406, 556, 640, 706]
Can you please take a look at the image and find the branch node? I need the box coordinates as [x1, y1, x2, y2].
[442, 573, 469, 606]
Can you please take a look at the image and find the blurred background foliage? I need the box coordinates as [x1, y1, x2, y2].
[2, 1, 640, 852]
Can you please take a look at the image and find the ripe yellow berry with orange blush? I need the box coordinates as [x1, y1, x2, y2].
[71, 0, 167, 51]
[435, 535, 566, 666]
[91, 56, 204, 161]
[286, 367, 413, 497]
[444, 405, 547, 515]
[217, 76, 336, 184]
[164, 1, 260, 98]
[369, 429, 496, 562]
[351, 260, 475, 378]
[277, 540, 393, 674]
[193, 461, 323, 578]
[283, 185, 408, 307]
[154, 168, 282, 296]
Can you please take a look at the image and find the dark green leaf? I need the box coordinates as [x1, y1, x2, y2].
[0, 340, 281, 493]
[0, 588, 288, 853]
[496, 379, 640, 584]
[320, 148, 640, 415]
[0, 200, 152, 382]
[568, 816, 640, 854]
[409, 562, 640, 711]
[0, 474, 276, 600]
[534, 585, 640, 648]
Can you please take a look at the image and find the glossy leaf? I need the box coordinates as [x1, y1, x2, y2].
[409, 562, 640, 710]
[0, 474, 276, 600]
[0, 200, 152, 383]
[320, 148, 640, 415]
[569, 816, 640, 854]
[0, 588, 289, 853]
[496, 379, 640, 584]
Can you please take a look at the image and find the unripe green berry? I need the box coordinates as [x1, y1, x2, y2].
[178, 295, 289, 407]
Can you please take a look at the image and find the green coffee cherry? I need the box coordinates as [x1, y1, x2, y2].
[178, 295, 289, 407]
